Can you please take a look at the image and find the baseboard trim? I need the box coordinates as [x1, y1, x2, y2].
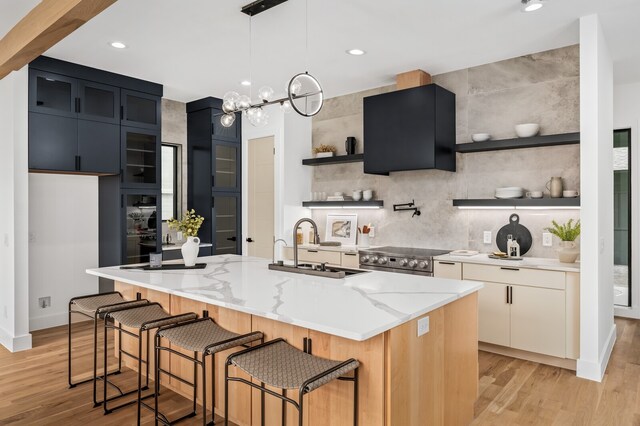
[576, 323, 617, 382]
[0, 326, 32, 352]
[30, 311, 70, 331]
[478, 342, 577, 371]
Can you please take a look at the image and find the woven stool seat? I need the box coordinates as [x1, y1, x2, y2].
[158, 320, 263, 353]
[109, 304, 196, 329]
[230, 340, 359, 392]
[71, 293, 126, 315]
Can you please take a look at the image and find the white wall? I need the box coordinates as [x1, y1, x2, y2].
[242, 106, 312, 257]
[0, 67, 31, 352]
[613, 81, 640, 319]
[578, 14, 615, 381]
[28, 174, 99, 330]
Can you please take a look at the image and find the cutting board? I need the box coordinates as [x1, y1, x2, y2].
[496, 214, 532, 256]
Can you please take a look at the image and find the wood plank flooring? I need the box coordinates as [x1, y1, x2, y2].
[1, 318, 639, 425]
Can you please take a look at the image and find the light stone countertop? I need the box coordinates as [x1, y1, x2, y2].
[434, 253, 580, 273]
[162, 243, 213, 251]
[285, 244, 378, 254]
[87, 254, 483, 341]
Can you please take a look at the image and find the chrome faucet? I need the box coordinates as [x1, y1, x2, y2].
[273, 238, 287, 264]
[293, 218, 320, 267]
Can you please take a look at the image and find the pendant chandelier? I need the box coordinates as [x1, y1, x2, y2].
[219, 0, 323, 128]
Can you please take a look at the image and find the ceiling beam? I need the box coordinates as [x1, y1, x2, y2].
[396, 70, 432, 90]
[0, 0, 117, 79]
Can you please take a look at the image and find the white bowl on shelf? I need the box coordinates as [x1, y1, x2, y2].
[495, 187, 524, 199]
[471, 133, 491, 142]
[515, 123, 540, 138]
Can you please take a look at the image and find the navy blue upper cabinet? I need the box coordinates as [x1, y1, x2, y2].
[363, 84, 456, 175]
[78, 80, 120, 124]
[211, 108, 240, 142]
[78, 121, 120, 174]
[212, 140, 241, 192]
[121, 89, 161, 130]
[28, 113, 78, 172]
[29, 70, 78, 118]
[121, 126, 161, 188]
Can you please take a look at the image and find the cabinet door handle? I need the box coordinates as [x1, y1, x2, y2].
[211, 175, 215, 188]
[75, 97, 80, 113]
[75, 155, 80, 171]
[120, 105, 124, 120]
[438, 261, 456, 265]
[307, 249, 319, 253]
[344, 253, 357, 256]
[506, 286, 510, 304]
[303, 337, 308, 353]
[509, 286, 513, 304]
[227, 237, 237, 242]
[500, 267, 520, 271]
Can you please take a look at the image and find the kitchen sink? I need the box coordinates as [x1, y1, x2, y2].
[268, 263, 369, 279]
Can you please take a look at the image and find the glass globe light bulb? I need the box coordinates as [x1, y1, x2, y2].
[280, 100, 292, 113]
[222, 100, 236, 114]
[223, 91, 240, 104]
[289, 79, 302, 96]
[258, 86, 274, 102]
[237, 95, 251, 110]
[220, 113, 235, 128]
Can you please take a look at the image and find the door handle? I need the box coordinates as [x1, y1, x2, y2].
[246, 238, 254, 243]
[227, 237, 237, 242]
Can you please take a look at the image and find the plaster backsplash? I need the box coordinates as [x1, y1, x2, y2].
[310, 45, 580, 258]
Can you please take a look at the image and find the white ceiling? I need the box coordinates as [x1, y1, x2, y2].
[1, 0, 639, 101]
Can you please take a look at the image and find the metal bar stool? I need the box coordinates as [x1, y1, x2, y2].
[103, 302, 198, 424]
[224, 338, 359, 426]
[68, 291, 150, 406]
[154, 312, 264, 425]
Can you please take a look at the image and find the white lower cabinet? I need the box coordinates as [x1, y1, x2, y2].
[478, 282, 511, 347]
[435, 261, 579, 360]
[510, 285, 565, 357]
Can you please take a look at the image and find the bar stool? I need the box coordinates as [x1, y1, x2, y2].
[154, 314, 264, 425]
[68, 291, 150, 406]
[103, 302, 198, 424]
[225, 338, 359, 426]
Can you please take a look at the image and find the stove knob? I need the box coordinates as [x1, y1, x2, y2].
[378, 257, 388, 265]
[360, 255, 370, 263]
[418, 261, 427, 269]
[408, 260, 418, 268]
[370, 256, 379, 263]
[399, 258, 409, 266]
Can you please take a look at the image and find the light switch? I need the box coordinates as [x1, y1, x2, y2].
[542, 232, 553, 247]
[417, 316, 430, 337]
[369, 226, 375, 238]
[483, 231, 492, 245]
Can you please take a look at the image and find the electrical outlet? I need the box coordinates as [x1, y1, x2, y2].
[38, 296, 51, 309]
[483, 231, 492, 245]
[542, 232, 553, 247]
[417, 316, 430, 337]
[369, 226, 375, 238]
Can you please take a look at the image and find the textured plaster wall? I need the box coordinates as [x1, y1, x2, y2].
[311, 45, 581, 258]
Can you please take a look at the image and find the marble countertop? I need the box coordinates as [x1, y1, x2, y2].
[87, 255, 483, 341]
[434, 253, 580, 273]
[162, 243, 213, 251]
[285, 244, 378, 254]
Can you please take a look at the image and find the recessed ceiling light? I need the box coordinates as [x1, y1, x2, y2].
[346, 49, 366, 56]
[110, 41, 127, 49]
[240, 80, 251, 86]
[521, 0, 544, 12]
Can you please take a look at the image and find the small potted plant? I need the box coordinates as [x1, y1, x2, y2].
[313, 144, 337, 158]
[545, 219, 580, 263]
[167, 209, 205, 267]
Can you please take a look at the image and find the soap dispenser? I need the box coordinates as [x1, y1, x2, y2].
[512, 237, 521, 258]
[506, 234, 514, 257]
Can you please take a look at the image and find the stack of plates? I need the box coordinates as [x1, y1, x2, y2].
[495, 187, 524, 199]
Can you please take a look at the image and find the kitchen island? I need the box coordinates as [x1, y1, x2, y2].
[87, 254, 483, 426]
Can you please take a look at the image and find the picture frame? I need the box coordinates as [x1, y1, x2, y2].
[325, 214, 358, 246]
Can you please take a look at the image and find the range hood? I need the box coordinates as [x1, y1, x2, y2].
[363, 75, 456, 175]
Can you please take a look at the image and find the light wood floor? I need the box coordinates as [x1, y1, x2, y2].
[1, 318, 639, 425]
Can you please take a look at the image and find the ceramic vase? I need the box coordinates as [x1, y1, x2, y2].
[556, 240, 579, 263]
[181, 236, 200, 267]
[359, 233, 370, 248]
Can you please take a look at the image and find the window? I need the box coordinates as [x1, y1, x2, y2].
[161, 144, 179, 221]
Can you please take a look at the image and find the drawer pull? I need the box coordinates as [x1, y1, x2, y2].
[438, 261, 456, 265]
[344, 253, 357, 256]
[307, 249, 319, 253]
[500, 267, 520, 271]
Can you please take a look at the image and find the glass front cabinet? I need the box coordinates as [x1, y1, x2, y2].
[123, 190, 160, 264]
[212, 192, 241, 255]
[122, 127, 161, 188]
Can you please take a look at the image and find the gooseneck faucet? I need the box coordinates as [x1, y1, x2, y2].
[293, 218, 320, 267]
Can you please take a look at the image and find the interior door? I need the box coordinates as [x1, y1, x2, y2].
[477, 281, 511, 347]
[510, 285, 566, 357]
[247, 136, 275, 259]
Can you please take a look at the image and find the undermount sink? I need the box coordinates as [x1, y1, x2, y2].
[268, 263, 369, 279]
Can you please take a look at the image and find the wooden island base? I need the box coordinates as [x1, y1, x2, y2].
[114, 282, 478, 426]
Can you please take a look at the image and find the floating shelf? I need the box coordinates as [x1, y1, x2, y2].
[456, 132, 580, 153]
[302, 154, 364, 166]
[302, 200, 383, 209]
[453, 197, 580, 209]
